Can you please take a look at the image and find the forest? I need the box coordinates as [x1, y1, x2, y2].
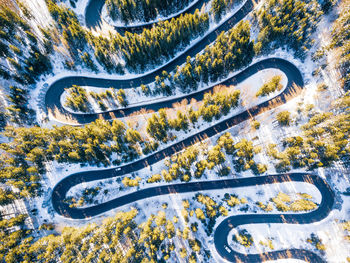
[146, 86, 241, 142]
[47, 0, 210, 72]
[146, 130, 265, 186]
[46, 0, 244, 73]
[0, 0, 349, 262]
[256, 0, 322, 58]
[105, 0, 239, 25]
[1, 205, 214, 262]
[173, 20, 254, 91]
[268, 93, 350, 171]
[106, 0, 192, 24]
[140, 20, 255, 97]
[105, 10, 209, 71]
[119, 0, 323, 97]
[0, 119, 146, 200]
[330, 0, 350, 90]
[0, 5, 51, 84]
[0, 0, 332, 205]
[256, 76, 282, 97]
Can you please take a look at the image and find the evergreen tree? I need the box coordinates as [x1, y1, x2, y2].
[330, 0, 350, 90]
[106, 0, 192, 24]
[256, 0, 322, 58]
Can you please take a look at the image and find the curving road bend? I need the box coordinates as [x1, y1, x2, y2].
[49, 1, 335, 262]
[51, 55, 306, 217]
[46, 0, 255, 124]
[214, 173, 334, 263]
[49, 55, 334, 261]
[85, 0, 211, 32]
[52, 56, 304, 218]
[46, 57, 297, 124]
[52, 173, 334, 262]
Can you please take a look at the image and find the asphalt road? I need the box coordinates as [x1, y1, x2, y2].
[85, 0, 211, 33]
[51, 56, 304, 219]
[52, 173, 333, 262]
[46, 57, 300, 124]
[49, 1, 335, 262]
[214, 173, 334, 263]
[45, 0, 255, 124]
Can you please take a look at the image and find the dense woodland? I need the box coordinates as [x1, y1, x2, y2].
[47, 0, 210, 72]
[65, 20, 253, 111]
[0, 0, 349, 262]
[173, 20, 254, 91]
[0, 2, 52, 128]
[146, 86, 240, 142]
[0, 207, 212, 263]
[0, 111, 5, 130]
[137, 20, 255, 97]
[106, 0, 192, 24]
[330, 0, 350, 90]
[3, 85, 35, 125]
[0, 5, 52, 84]
[0, 120, 146, 199]
[107, 10, 209, 71]
[256, 0, 322, 58]
[211, 0, 237, 21]
[95, 0, 323, 99]
[105, 0, 239, 25]
[46, 0, 243, 73]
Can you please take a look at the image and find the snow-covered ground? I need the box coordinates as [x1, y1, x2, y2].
[22, 1, 349, 262]
[72, 0, 91, 17]
[38, 49, 309, 205]
[60, 69, 287, 205]
[60, 67, 287, 113]
[37, 46, 305, 126]
[101, 0, 201, 27]
[24, 0, 53, 28]
[36, 44, 350, 262]
[67, 167, 321, 208]
[31, 0, 248, 126]
[33, 68, 287, 210]
[35, 66, 349, 263]
[41, 179, 322, 227]
[226, 194, 350, 263]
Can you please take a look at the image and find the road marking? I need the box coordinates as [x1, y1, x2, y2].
[224, 245, 231, 253]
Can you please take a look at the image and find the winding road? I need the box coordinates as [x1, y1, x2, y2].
[85, 0, 211, 32]
[214, 173, 334, 263]
[46, 57, 301, 124]
[52, 173, 333, 262]
[52, 56, 304, 219]
[46, 0, 254, 124]
[48, 1, 335, 262]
